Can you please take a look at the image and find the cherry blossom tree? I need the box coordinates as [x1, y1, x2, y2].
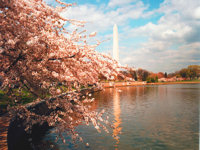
[0, 0, 121, 145]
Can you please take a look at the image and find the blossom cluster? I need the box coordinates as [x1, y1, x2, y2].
[0, 0, 121, 145]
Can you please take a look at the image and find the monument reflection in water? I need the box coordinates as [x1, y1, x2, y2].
[112, 89, 122, 149]
[40, 84, 198, 150]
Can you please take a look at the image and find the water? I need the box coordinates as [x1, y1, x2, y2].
[42, 84, 199, 150]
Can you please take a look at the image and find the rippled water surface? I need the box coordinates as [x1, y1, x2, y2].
[42, 84, 199, 150]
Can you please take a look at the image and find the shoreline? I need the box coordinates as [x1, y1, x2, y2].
[0, 113, 10, 150]
[102, 81, 200, 88]
[1, 81, 199, 149]
[146, 81, 200, 85]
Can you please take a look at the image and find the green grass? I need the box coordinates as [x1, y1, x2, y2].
[176, 79, 200, 82]
[159, 79, 200, 83]
[0, 84, 94, 115]
[0, 89, 37, 115]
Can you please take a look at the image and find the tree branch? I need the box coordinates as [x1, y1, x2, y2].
[48, 54, 76, 61]
[4, 51, 23, 74]
[34, 54, 77, 62]
[20, 78, 39, 97]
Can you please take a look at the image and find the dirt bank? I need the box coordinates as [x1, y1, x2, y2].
[102, 81, 200, 88]
[147, 81, 200, 85]
[0, 113, 10, 150]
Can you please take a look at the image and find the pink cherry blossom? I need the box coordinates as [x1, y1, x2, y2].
[0, 0, 123, 145]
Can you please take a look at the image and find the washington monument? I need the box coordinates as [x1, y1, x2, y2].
[113, 24, 119, 62]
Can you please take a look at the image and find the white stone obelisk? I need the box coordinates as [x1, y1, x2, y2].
[113, 24, 119, 62]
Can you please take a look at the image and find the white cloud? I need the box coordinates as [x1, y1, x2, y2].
[121, 42, 200, 72]
[61, 5, 112, 33]
[61, 1, 147, 32]
[119, 0, 200, 72]
[193, 7, 200, 19]
[115, 1, 147, 20]
[108, 0, 135, 7]
[57, 0, 200, 72]
[60, 1, 148, 44]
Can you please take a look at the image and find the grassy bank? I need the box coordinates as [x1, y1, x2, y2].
[0, 85, 98, 116]
[0, 89, 36, 116]
[102, 80, 200, 88]
[147, 80, 200, 85]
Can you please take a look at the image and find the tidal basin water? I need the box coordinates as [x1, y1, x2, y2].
[42, 84, 199, 149]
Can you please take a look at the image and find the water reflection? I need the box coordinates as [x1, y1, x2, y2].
[113, 89, 122, 149]
[40, 84, 199, 150]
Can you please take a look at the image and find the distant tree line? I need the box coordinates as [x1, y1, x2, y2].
[120, 68, 160, 83]
[116, 65, 200, 83]
[168, 65, 200, 80]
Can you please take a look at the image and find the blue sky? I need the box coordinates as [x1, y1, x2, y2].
[45, 0, 200, 73]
